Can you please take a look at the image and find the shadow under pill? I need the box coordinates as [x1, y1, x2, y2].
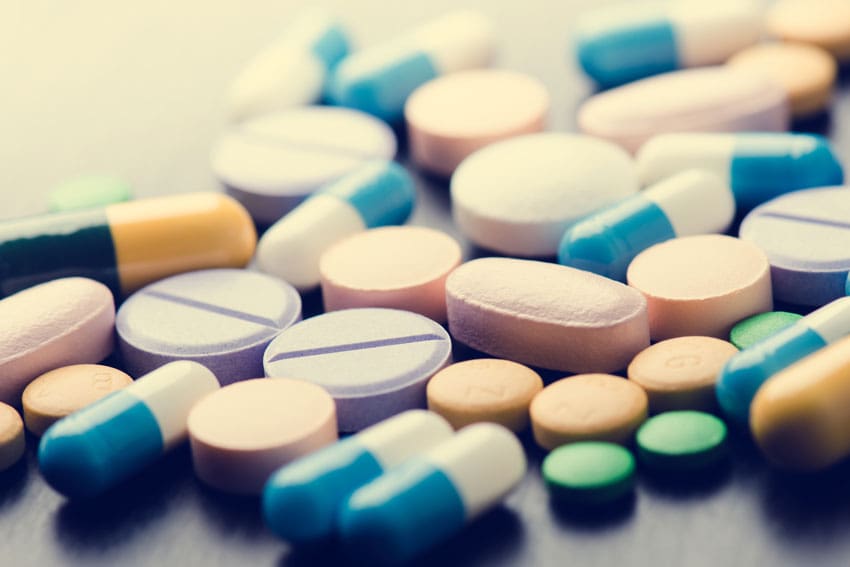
[194, 480, 268, 539]
[0, 457, 29, 509]
[548, 490, 636, 532]
[792, 109, 833, 137]
[637, 458, 732, 501]
[299, 287, 325, 320]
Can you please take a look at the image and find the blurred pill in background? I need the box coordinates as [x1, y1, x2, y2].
[730, 311, 804, 351]
[766, 0, 850, 62]
[47, 175, 133, 213]
[0, 402, 25, 472]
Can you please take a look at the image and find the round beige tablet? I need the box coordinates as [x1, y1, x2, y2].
[22, 364, 133, 436]
[767, 0, 850, 61]
[727, 42, 837, 117]
[426, 358, 544, 432]
[319, 226, 462, 322]
[627, 337, 739, 413]
[405, 69, 549, 177]
[0, 402, 24, 471]
[627, 235, 772, 342]
[188, 378, 337, 494]
[530, 374, 648, 451]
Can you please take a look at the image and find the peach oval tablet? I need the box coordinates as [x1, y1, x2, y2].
[767, 0, 850, 61]
[0, 402, 25, 471]
[627, 337, 739, 413]
[426, 359, 544, 432]
[530, 374, 648, 451]
[727, 42, 837, 117]
[446, 257, 649, 373]
[627, 235, 772, 341]
[188, 378, 337, 494]
[320, 226, 462, 322]
[405, 69, 549, 177]
[22, 364, 133, 436]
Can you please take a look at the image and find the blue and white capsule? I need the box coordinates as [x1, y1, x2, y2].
[327, 10, 495, 122]
[255, 160, 415, 290]
[717, 297, 850, 424]
[263, 409, 452, 543]
[39, 361, 220, 499]
[575, 1, 762, 88]
[558, 169, 734, 281]
[637, 133, 845, 213]
[338, 423, 526, 564]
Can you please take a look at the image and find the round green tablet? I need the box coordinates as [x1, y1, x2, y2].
[636, 411, 727, 470]
[48, 175, 133, 212]
[729, 311, 802, 350]
[542, 441, 635, 504]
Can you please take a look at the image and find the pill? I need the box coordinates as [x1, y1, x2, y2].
[22, 365, 133, 437]
[739, 186, 850, 307]
[766, 0, 850, 62]
[188, 378, 336, 494]
[211, 107, 396, 225]
[255, 161, 415, 290]
[451, 133, 638, 257]
[263, 409, 452, 543]
[627, 235, 772, 341]
[225, 9, 350, 121]
[0, 402, 25, 472]
[636, 411, 727, 470]
[530, 374, 648, 451]
[575, 1, 762, 88]
[0, 278, 114, 406]
[426, 359, 544, 432]
[39, 361, 219, 499]
[0, 192, 256, 299]
[542, 442, 635, 505]
[637, 133, 844, 213]
[447, 258, 649, 373]
[404, 69, 549, 177]
[116, 269, 301, 385]
[627, 337, 738, 413]
[319, 226, 462, 322]
[578, 67, 789, 154]
[48, 175, 133, 213]
[264, 308, 452, 432]
[338, 423, 525, 564]
[729, 311, 804, 350]
[716, 296, 850, 424]
[751, 334, 850, 471]
[727, 43, 837, 118]
[327, 10, 496, 122]
[558, 169, 734, 282]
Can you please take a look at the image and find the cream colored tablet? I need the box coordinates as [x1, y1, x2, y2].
[426, 359, 544, 432]
[767, 0, 850, 61]
[0, 402, 24, 471]
[22, 364, 133, 436]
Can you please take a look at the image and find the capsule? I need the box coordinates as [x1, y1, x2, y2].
[338, 423, 526, 564]
[263, 410, 452, 543]
[716, 296, 850, 424]
[39, 361, 220, 499]
[558, 169, 734, 281]
[575, 1, 762, 88]
[637, 133, 844, 213]
[255, 161, 415, 290]
[327, 10, 495, 122]
[0, 192, 256, 299]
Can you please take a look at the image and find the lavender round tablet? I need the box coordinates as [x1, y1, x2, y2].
[739, 186, 850, 307]
[117, 269, 301, 384]
[263, 308, 452, 432]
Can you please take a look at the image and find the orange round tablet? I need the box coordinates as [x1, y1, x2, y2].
[767, 0, 850, 61]
[0, 402, 24, 471]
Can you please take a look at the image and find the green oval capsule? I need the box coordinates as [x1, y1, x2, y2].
[730, 311, 803, 350]
[542, 441, 635, 504]
[636, 411, 727, 470]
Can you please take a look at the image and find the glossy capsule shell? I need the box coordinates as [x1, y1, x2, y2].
[0, 192, 256, 299]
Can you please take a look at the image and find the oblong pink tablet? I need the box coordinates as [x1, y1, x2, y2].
[320, 226, 462, 322]
[446, 258, 649, 373]
[0, 278, 115, 406]
[627, 235, 772, 341]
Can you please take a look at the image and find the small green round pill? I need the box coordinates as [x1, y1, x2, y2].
[48, 175, 133, 212]
[729, 311, 802, 350]
[636, 411, 727, 470]
[542, 441, 635, 504]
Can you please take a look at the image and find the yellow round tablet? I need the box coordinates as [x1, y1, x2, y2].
[0, 402, 25, 471]
[22, 364, 133, 436]
[767, 0, 850, 61]
[426, 358, 544, 432]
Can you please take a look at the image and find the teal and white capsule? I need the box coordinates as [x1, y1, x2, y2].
[255, 160, 415, 290]
[637, 133, 845, 213]
[716, 297, 850, 424]
[558, 169, 734, 281]
[39, 361, 220, 499]
[327, 10, 495, 122]
[263, 410, 452, 543]
[338, 423, 526, 564]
